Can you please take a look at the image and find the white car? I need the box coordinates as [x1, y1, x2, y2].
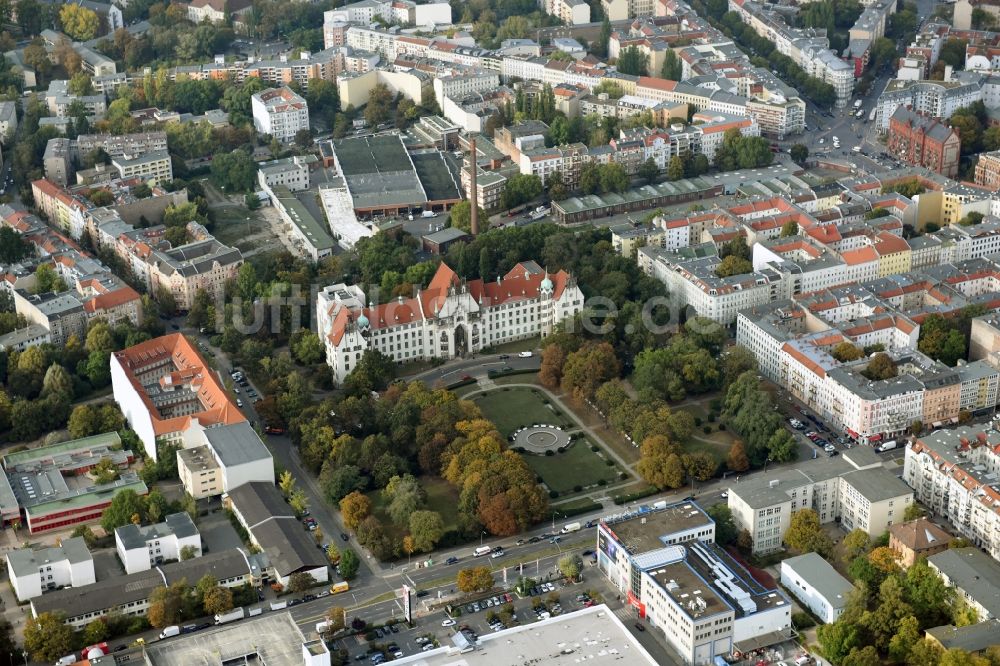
[422, 644, 435, 652]
[236, 399, 244, 408]
[441, 619, 456, 627]
[518, 351, 533, 358]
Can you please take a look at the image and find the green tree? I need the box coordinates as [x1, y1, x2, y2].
[789, 144, 809, 164]
[707, 504, 738, 545]
[558, 554, 582, 580]
[82, 617, 109, 644]
[288, 572, 317, 593]
[841, 529, 870, 564]
[599, 163, 629, 193]
[448, 200, 486, 231]
[24, 612, 75, 662]
[203, 585, 235, 615]
[409, 510, 445, 552]
[715, 255, 753, 277]
[780, 220, 799, 237]
[210, 149, 256, 192]
[638, 157, 659, 184]
[667, 155, 685, 181]
[500, 173, 543, 210]
[457, 566, 495, 593]
[41, 363, 74, 400]
[832, 341, 864, 362]
[338, 548, 360, 580]
[661, 48, 682, 80]
[101, 489, 147, 531]
[617, 45, 649, 76]
[784, 508, 833, 556]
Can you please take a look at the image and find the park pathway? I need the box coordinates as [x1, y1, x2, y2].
[469, 383, 637, 475]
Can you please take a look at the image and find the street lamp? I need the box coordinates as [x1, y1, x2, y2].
[480, 530, 487, 546]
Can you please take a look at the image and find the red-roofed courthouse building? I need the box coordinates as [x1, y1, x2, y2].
[316, 261, 585, 382]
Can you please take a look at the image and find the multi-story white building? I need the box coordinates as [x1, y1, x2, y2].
[727, 448, 914, 554]
[112, 149, 173, 183]
[115, 513, 202, 574]
[325, 0, 450, 27]
[257, 155, 314, 193]
[779, 553, 854, 624]
[251, 87, 310, 143]
[596, 500, 792, 665]
[111, 333, 250, 458]
[5, 537, 95, 602]
[904, 427, 1000, 562]
[317, 261, 584, 383]
[639, 245, 781, 326]
[541, 0, 590, 24]
[875, 76, 989, 132]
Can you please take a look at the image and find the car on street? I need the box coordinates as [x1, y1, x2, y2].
[518, 351, 533, 358]
[441, 619, 456, 627]
[528, 536, 541, 544]
[634, 623, 645, 632]
[445, 556, 459, 565]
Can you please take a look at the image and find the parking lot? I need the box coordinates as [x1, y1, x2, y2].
[340, 576, 608, 663]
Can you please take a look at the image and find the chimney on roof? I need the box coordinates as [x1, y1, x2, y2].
[469, 135, 479, 236]
[977, 432, 987, 445]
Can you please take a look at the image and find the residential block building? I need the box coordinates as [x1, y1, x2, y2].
[928, 548, 1000, 621]
[5, 537, 95, 602]
[727, 448, 913, 554]
[887, 106, 961, 178]
[888, 517, 953, 568]
[111, 333, 248, 458]
[30, 551, 252, 629]
[904, 427, 1000, 562]
[146, 237, 243, 311]
[115, 512, 202, 574]
[251, 87, 310, 143]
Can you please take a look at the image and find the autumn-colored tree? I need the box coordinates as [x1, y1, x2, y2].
[868, 546, 901, 574]
[681, 451, 718, 481]
[60, 4, 99, 41]
[863, 352, 898, 380]
[637, 450, 685, 489]
[736, 529, 753, 552]
[203, 585, 234, 615]
[146, 582, 189, 628]
[831, 341, 864, 362]
[339, 491, 371, 530]
[539, 344, 566, 390]
[560, 342, 620, 402]
[726, 439, 750, 472]
[783, 509, 832, 556]
[457, 566, 495, 593]
[323, 607, 346, 636]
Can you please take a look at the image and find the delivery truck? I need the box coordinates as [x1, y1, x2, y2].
[875, 440, 898, 453]
[214, 608, 246, 625]
[560, 522, 582, 534]
[473, 545, 491, 557]
[159, 626, 181, 639]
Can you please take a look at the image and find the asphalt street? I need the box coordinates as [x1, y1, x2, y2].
[407, 352, 541, 387]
